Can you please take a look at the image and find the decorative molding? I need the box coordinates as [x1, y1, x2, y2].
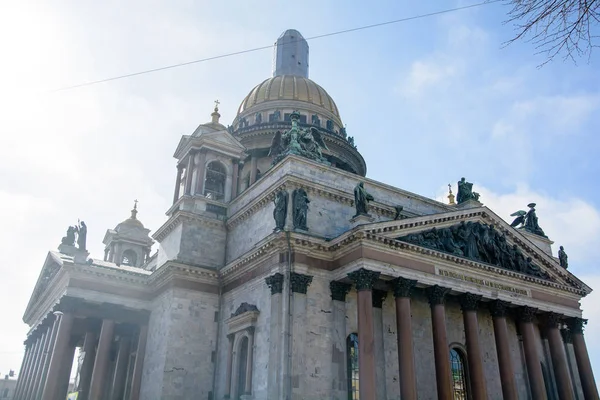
[347, 268, 380, 291]
[153, 211, 225, 242]
[489, 300, 510, 318]
[460, 293, 482, 311]
[372, 289, 387, 308]
[391, 277, 417, 298]
[545, 312, 563, 329]
[518, 306, 538, 323]
[330, 281, 352, 302]
[426, 285, 451, 306]
[265, 273, 284, 295]
[567, 317, 587, 334]
[290, 272, 313, 294]
[231, 302, 259, 318]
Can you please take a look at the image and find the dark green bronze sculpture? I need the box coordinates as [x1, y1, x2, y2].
[558, 246, 568, 269]
[61, 226, 76, 246]
[268, 111, 329, 166]
[273, 191, 288, 231]
[456, 177, 480, 204]
[354, 182, 374, 217]
[510, 203, 547, 237]
[292, 188, 310, 230]
[397, 221, 550, 280]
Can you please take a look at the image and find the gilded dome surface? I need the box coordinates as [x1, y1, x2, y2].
[237, 75, 341, 121]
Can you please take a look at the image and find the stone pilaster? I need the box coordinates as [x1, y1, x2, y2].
[330, 281, 351, 399]
[290, 272, 312, 399]
[391, 277, 417, 400]
[372, 289, 387, 400]
[348, 268, 380, 400]
[518, 306, 548, 400]
[460, 293, 487, 400]
[426, 285, 452, 400]
[489, 300, 518, 400]
[266, 273, 284, 399]
[329, 281, 351, 302]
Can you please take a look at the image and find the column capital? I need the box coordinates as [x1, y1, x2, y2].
[177, 163, 184, 171]
[544, 312, 564, 329]
[426, 285, 451, 306]
[330, 281, 352, 302]
[372, 289, 387, 308]
[391, 276, 417, 298]
[265, 273, 284, 295]
[489, 299, 510, 317]
[561, 328, 573, 344]
[460, 293, 482, 311]
[567, 317, 587, 334]
[290, 272, 313, 294]
[348, 268, 380, 291]
[518, 306, 538, 323]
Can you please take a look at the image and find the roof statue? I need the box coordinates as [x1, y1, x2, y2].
[75, 221, 87, 251]
[456, 177, 480, 204]
[61, 226, 76, 246]
[558, 246, 569, 269]
[353, 182, 374, 217]
[268, 111, 329, 165]
[510, 203, 547, 237]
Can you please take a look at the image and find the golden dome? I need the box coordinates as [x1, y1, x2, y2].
[237, 75, 341, 121]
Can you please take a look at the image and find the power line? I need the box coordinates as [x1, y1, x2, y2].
[51, 0, 501, 92]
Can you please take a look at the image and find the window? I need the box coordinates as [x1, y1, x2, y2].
[204, 161, 226, 201]
[346, 333, 359, 400]
[450, 348, 469, 400]
[121, 249, 137, 266]
[236, 337, 249, 399]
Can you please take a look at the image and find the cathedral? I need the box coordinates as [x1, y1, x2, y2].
[13, 30, 599, 400]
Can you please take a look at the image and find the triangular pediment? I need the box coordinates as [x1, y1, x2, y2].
[173, 129, 246, 160]
[23, 251, 68, 319]
[363, 206, 590, 294]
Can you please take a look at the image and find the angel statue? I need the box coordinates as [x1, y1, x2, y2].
[268, 111, 328, 166]
[509, 203, 547, 237]
[509, 210, 527, 228]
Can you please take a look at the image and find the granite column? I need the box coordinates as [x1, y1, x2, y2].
[518, 306, 548, 399]
[195, 150, 207, 195]
[569, 318, 600, 400]
[78, 329, 98, 400]
[110, 335, 131, 400]
[42, 311, 74, 400]
[265, 273, 284, 399]
[88, 319, 115, 400]
[426, 285, 452, 400]
[184, 151, 195, 195]
[460, 293, 488, 400]
[129, 325, 148, 400]
[348, 268, 380, 400]
[172, 164, 183, 204]
[545, 313, 574, 400]
[489, 300, 518, 400]
[372, 289, 387, 400]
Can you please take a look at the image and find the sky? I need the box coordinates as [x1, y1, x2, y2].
[1, 0, 599, 387]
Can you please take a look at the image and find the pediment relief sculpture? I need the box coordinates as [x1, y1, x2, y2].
[397, 221, 550, 280]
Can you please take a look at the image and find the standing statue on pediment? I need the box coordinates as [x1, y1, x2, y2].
[456, 177, 480, 204]
[273, 191, 288, 231]
[510, 203, 546, 237]
[75, 221, 87, 252]
[558, 246, 568, 269]
[292, 189, 310, 231]
[353, 182, 374, 217]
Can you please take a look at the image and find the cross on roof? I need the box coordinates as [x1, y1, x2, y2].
[214, 99, 220, 111]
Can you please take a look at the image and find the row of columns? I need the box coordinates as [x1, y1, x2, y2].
[339, 268, 599, 400]
[171, 151, 242, 204]
[14, 312, 148, 400]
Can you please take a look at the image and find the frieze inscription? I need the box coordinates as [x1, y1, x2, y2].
[437, 268, 529, 296]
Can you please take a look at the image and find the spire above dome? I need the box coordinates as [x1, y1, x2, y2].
[273, 29, 309, 78]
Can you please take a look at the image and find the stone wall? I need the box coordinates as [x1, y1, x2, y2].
[140, 288, 219, 400]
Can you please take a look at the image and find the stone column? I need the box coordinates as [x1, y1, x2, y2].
[195, 150, 207, 195]
[78, 330, 98, 400]
[330, 281, 352, 399]
[249, 155, 258, 186]
[173, 164, 184, 204]
[518, 306, 548, 399]
[568, 318, 600, 400]
[489, 300, 518, 400]
[243, 327, 255, 396]
[130, 325, 148, 400]
[460, 293, 487, 400]
[42, 311, 74, 400]
[544, 313, 575, 400]
[17, 338, 38, 400]
[265, 273, 284, 399]
[347, 268, 381, 400]
[184, 152, 195, 195]
[13, 342, 33, 399]
[36, 313, 60, 400]
[22, 334, 43, 400]
[562, 328, 584, 400]
[372, 289, 387, 400]
[426, 285, 452, 400]
[231, 160, 239, 199]
[56, 344, 76, 400]
[290, 272, 313, 399]
[26, 328, 50, 400]
[391, 277, 418, 400]
[88, 319, 115, 400]
[224, 334, 235, 398]
[110, 335, 131, 400]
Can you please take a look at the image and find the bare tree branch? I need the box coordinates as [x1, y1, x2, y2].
[503, 0, 600, 65]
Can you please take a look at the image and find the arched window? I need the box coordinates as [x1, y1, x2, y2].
[346, 333, 359, 400]
[121, 249, 137, 266]
[204, 161, 226, 201]
[450, 348, 469, 399]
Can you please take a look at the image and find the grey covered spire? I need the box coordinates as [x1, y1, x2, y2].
[272, 29, 309, 78]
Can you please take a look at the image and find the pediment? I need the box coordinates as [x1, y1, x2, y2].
[364, 207, 590, 294]
[23, 251, 67, 318]
[173, 130, 246, 160]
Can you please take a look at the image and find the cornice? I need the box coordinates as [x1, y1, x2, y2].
[148, 261, 219, 288]
[153, 210, 225, 242]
